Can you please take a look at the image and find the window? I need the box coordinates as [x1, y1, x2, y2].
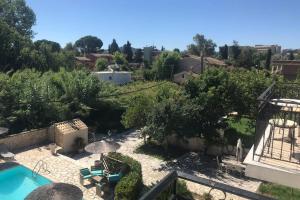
[109, 76, 112, 80]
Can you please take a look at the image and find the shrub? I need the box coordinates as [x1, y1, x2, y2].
[108, 152, 142, 200]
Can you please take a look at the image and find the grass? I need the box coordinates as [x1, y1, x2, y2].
[134, 141, 188, 161]
[224, 116, 255, 148]
[259, 182, 300, 200]
[226, 116, 255, 136]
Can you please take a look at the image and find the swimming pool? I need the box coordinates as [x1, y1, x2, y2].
[0, 165, 52, 200]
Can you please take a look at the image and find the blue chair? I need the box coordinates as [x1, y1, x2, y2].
[90, 165, 105, 176]
[79, 168, 92, 185]
[107, 173, 122, 183]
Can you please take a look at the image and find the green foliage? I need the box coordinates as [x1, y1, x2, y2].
[0, 20, 29, 71]
[0, 69, 116, 133]
[231, 40, 241, 60]
[289, 51, 295, 60]
[121, 95, 154, 128]
[108, 152, 142, 200]
[113, 52, 128, 70]
[187, 34, 216, 56]
[152, 51, 181, 80]
[34, 39, 61, 52]
[134, 141, 188, 161]
[265, 49, 272, 70]
[173, 48, 180, 53]
[134, 48, 143, 63]
[259, 182, 300, 200]
[74, 35, 103, 53]
[219, 44, 228, 60]
[122, 41, 133, 62]
[95, 58, 108, 71]
[0, 0, 36, 37]
[157, 180, 194, 200]
[224, 117, 255, 148]
[108, 39, 120, 54]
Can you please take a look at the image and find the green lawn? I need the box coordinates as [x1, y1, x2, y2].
[134, 142, 188, 161]
[224, 116, 255, 148]
[259, 182, 300, 200]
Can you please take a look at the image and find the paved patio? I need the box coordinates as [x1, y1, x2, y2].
[8, 130, 261, 200]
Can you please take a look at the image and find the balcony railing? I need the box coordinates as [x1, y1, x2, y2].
[139, 171, 274, 200]
[253, 82, 300, 164]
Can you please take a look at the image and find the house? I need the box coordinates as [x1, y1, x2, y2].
[271, 60, 300, 80]
[255, 45, 281, 54]
[178, 55, 227, 74]
[173, 71, 199, 84]
[92, 71, 132, 85]
[74, 56, 94, 69]
[86, 53, 114, 64]
[174, 55, 227, 83]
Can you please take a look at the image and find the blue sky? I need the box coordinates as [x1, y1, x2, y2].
[26, 0, 300, 50]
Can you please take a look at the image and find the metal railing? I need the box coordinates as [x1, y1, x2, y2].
[32, 160, 49, 178]
[253, 82, 300, 163]
[139, 171, 275, 200]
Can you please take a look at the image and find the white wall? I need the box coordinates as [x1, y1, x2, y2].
[92, 72, 132, 85]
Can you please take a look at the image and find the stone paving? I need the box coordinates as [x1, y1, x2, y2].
[76, 131, 261, 200]
[14, 146, 103, 200]
[11, 130, 261, 200]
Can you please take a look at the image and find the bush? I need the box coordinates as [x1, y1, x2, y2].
[108, 152, 142, 200]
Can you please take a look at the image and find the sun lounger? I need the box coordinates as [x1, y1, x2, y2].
[0, 144, 14, 160]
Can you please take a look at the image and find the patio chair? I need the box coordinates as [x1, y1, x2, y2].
[90, 165, 105, 176]
[0, 144, 14, 160]
[107, 172, 122, 183]
[79, 168, 93, 185]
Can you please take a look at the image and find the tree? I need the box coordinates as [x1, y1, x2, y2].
[122, 41, 133, 62]
[95, 58, 108, 71]
[187, 34, 216, 56]
[161, 46, 165, 51]
[152, 52, 181, 80]
[289, 51, 295, 60]
[234, 47, 255, 69]
[121, 95, 154, 128]
[173, 48, 180, 53]
[34, 39, 61, 52]
[265, 49, 272, 70]
[64, 42, 74, 51]
[231, 40, 241, 60]
[134, 48, 143, 63]
[74, 35, 103, 54]
[219, 44, 228, 59]
[108, 39, 120, 54]
[0, 0, 36, 37]
[0, 20, 29, 71]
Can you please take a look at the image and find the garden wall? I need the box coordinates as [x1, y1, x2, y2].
[166, 134, 249, 157]
[0, 128, 51, 151]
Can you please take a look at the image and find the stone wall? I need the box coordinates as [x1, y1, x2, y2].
[0, 128, 50, 151]
[167, 134, 250, 157]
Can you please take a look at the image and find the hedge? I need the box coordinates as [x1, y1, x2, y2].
[108, 152, 143, 200]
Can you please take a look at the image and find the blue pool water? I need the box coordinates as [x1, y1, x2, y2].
[0, 165, 52, 200]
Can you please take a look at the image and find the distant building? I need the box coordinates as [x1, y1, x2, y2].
[75, 57, 93, 68]
[92, 71, 132, 85]
[177, 55, 227, 74]
[255, 45, 281, 54]
[143, 46, 161, 64]
[272, 60, 300, 80]
[86, 53, 114, 64]
[173, 71, 199, 84]
[174, 55, 227, 84]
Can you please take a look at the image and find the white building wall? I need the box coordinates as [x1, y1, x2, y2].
[92, 72, 132, 85]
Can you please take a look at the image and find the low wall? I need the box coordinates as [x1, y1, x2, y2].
[166, 134, 249, 157]
[0, 128, 50, 151]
